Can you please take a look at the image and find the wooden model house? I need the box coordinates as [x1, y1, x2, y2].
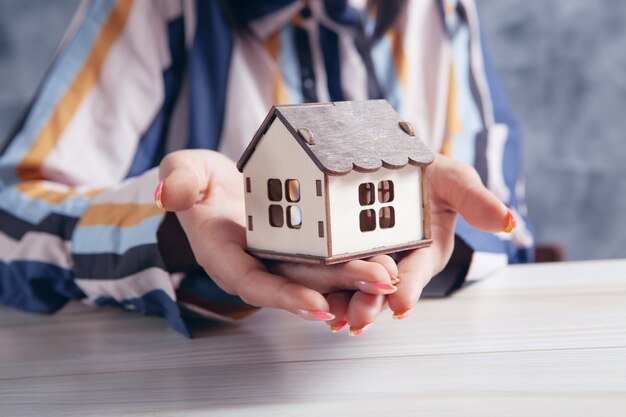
[236, 100, 434, 265]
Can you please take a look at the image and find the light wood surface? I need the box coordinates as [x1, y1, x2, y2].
[1, 260, 625, 416]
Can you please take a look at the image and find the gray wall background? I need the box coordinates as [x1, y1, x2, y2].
[1, 0, 625, 260]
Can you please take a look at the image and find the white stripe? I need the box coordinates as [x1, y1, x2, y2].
[460, 0, 495, 127]
[486, 123, 511, 202]
[88, 168, 159, 205]
[0, 231, 72, 270]
[182, 0, 197, 48]
[466, 251, 508, 280]
[218, 34, 276, 162]
[159, 0, 183, 22]
[76, 267, 176, 303]
[42, 1, 171, 187]
[164, 75, 189, 154]
[249, 0, 305, 40]
[338, 33, 368, 101]
[402, 0, 450, 150]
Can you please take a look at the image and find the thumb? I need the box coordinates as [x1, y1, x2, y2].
[155, 150, 207, 212]
[431, 154, 515, 233]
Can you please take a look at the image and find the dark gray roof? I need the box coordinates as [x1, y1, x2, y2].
[237, 100, 435, 175]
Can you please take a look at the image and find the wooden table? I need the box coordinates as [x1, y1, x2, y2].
[1, 260, 625, 416]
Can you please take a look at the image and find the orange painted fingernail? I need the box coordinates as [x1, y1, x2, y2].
[503, 209, 516, 233]
[297, 309, 335, 321]
[355, 281, 398, 294]
[154, 180, 164, 209]
[330, 320, 348, 333]
[393, 308, 413, 320]
[349, 323, 373, 337]
[390, 275, 400, 285]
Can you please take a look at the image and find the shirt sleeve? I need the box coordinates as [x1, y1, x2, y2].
[447, 0, 535, 280]
[0, 0, 195, 336]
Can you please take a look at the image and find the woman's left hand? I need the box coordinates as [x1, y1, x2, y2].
[323, 154, 515, 335]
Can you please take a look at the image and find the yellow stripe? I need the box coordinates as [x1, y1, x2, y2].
[16, 181, 102, 204]
[265, 31, 289, 104]
[80, 203, 164, 227]
[441, 61, 463, 156]
[389, 28, 408, 90]
[16, 0, 135, 181]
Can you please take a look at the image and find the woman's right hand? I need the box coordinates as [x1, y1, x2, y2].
[157, 150, 398, 323]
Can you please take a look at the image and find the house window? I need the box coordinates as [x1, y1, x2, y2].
[285, 179, 300, 202]
[246, 177, 251, 193]
[359, 209, 376, 232]
[269, 204, 284, 227]
[358, 180, 395, 232]
[359, 182, 375, 206]
[379, 206, 395, 229]
[378, 180, 394, 203]
[267, 179, 302, 229]
[287, 205, 302, 229]
[267, 179, 282, 201]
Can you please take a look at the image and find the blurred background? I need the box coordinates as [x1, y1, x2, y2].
[1, 0, 625, 261]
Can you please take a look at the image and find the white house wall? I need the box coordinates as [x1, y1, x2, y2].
[327, 165, 423, 256]
[243, 119, 328, 257]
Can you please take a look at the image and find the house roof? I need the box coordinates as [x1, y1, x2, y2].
[236, 100, 435, 175]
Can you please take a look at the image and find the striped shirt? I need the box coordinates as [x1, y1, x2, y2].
[0, 0, 534, 336]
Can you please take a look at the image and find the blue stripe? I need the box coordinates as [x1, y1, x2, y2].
[0, 260, 85, 313]
[450, 25, 482, 166]
[95, 289, 189, 337]
[319, 24, 344, 101]
[127, 17, 186, 177]
[0, 0, 118, 186]
[187, 0, 233, 150]
[370, 31, 405, 117]
[280, 25, 304, 104]
[0, 187, 90, 225]
[72, 215, 163, 255]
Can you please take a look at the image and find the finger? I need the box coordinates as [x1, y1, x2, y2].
[236, 267, 334, 321]
[366, 254, 399, 282]
[269, 257, 397, 295]
[387, 247, 437, 319]
[326, 291, 352, 332]
[157, 150, 239, 212]
[347, 292, 386, 336]
[199, 233, 334, 321]
[431, 155, 514, 233]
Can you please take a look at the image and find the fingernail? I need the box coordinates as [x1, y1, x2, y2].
[390, 275, 400, 285]
[297, 309, 335, 321]
[355, 280, 398, 294]
[330, 320, 348, 333]
[154, 180, 164, 209]
[503, 208, 516, 233]
[393, 308, 413, 320]
[349, 323, 373, 337]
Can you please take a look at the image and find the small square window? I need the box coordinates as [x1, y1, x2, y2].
[269, 205, 284, 227]
[359, 209, 376, 232]
[359, 183, 375, 206]
[267, 179, 282, 201]
[379, 206, 395, 229]
[378, 180, 394, 203]
[287, 205, 302, 229]
[285, 179, 300, 202]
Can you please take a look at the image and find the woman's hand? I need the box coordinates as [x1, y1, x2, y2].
[157, 150, 399, 322]
[322, 155, 515, 334]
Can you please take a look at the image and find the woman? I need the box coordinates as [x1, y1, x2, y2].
[0, 0, 533, 336]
